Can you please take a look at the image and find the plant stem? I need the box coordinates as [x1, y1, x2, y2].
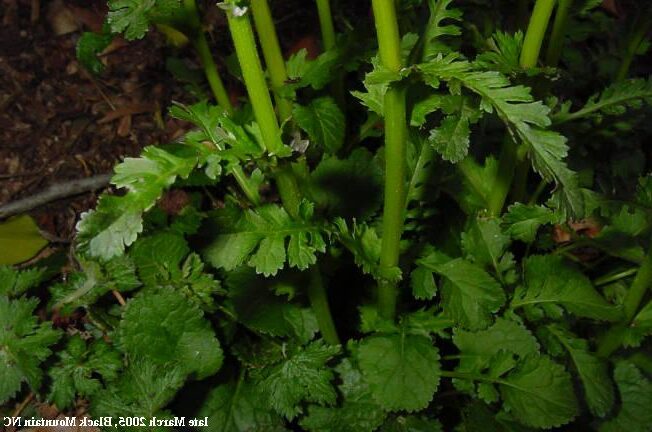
[250, 0, 293, 123]
[593, 268, 638, 287]
[520, 0, 556, 68]
[545, 0, 573, 67]
[274, 164, 302, 219]
[615, 11, 652, 81]
[308, 266, 341, 345]
[597, 241, 652, 357]
[316, 0, 336, 50]
[186, 0, 233, 115]
[226, 8, 284, 154]
[230, 165, 261, 205]
[372, 0, 407, 320]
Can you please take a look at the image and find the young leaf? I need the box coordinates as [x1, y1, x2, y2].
[545, 325, 615, 417]
[419, 252, 506, 330]
[599, 362, 652, 432]
[429, 112, 471, 163]
[0, 215, 48, 265]
[503, 203, 555, 243]
[48, 336, 122, 410]
[500, 355, 578, 429]
[513, 255, 622, 321]
[301, 360, 386, 432]
[253, 340, 340, 420]
[421, 0, 462, 60]
[294, 97, 345, 153]
[357, 331, 441, 412]
[203, 203, 326, 276]
[0, 297, 61, 404]
[76, 32, 113, 75]
[107, 0, 180, 40]
[118, 287, 223, 380]
[411, 266, 437, 300]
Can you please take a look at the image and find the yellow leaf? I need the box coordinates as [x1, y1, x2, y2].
[0, 215, 48, 265]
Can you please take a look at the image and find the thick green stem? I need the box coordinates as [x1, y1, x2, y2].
[545, 0, 573, 67]
[308, 266, 341, 345]
[227, 9, 284, 154]
[520, 0, 556, 68]
[615, 12, 652, 81]
[316, 0, 336, 50]
[372, 0, 407, 320]
[597, 241, 652, 357]
[250, 0, 293, 123]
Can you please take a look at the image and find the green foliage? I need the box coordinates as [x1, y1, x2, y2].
[0, 297, 61, 404]
[11, 0, 652, 430]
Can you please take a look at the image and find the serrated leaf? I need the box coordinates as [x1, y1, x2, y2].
[513, 255, 622, 321]
[429, 112, 471, 163]
[77, 145, 202, 259]
[546, 325, 615, 417]
[411, 266, 437, 300]
[203, 203, 326, 276]
[503, 203, 555, 242]
[0, 297, 61, 404]
[600, 362, 652, 432]
[48, 336, 122, 410]
[461, 216, 512, 279]
[254, 340, 340, 420]
[357, 331, 441, 412]
[419, 253, 505, 330]
[107, 0, 180, 40]
[500, 355, 578, 429]
[294, 97, 345, 153]
[422, 0, 462, 60]
[118, 287, 223, 379]
[0, 266, 46, 297]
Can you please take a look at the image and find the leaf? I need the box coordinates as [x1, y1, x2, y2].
[554, 78, 652, 124]
[545, 325, 615, 417]
[419, 252, 506, 330]
[76, 31, 113, 75]
[513, 255, 622, 321]
[503, 203, 555, 243]
[500, 355, 578, 429]
[91, 360, 185, 428]
[198, 377, 287, 432]
[476, 32, 524, 75]
[422, 0, 462, 60]
[48, 336, 122, 410]
[294, 97, 345, 153]
[599, 362, 652, 432]
[203, 203, 326, 276]
[77, 145, 202, 260]
[301, 360, 386, 432]
[461, 217, 512, 278]
[118, 287, 223, 379]
[357, 331, 441, 412]
[131, 233, 222, 311]
[429, 112, 471, 163]
[0, 297, 61, 404]
[0, 266, 46, 297]
[254, 340, 340, 420]
[225, 268, 319, 343]
[0, 215, 48, 265]
[419, 55, 583, 217]
[411, 266, 437, 300]
[107, 0, 180, 40]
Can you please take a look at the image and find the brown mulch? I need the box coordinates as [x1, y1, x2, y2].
[0, 0, 191, 239]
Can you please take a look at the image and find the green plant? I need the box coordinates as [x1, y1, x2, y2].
[4, 0, 652, 430]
